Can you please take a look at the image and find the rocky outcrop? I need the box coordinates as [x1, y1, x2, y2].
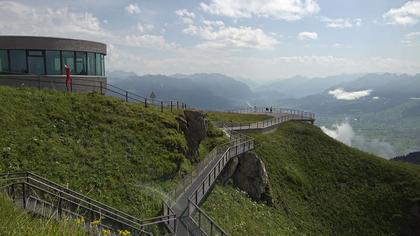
[219, 151, 272, 205]
[233, 152, 269, 201]
[219, 156, 239, 184]
[177, 110, 207, 161]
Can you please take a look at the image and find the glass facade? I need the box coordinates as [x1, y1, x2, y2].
[0, 49, 105, 76]
[46, 50, 61, 75]
[95, 53, 102, 76]
[0, 50, 8, 73]
[87, 52, 95, 75]
[75, 52, 87, 75]
[28, 50, 45, 75]
[62, 51, 75, 74]
[9, 50, 27, 74]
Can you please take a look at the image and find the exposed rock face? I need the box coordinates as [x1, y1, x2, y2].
[218, 156, 239, 184]
[219, 151, 272, 205]
[177, 110, 207, 161]
[233, 152, 269, 201]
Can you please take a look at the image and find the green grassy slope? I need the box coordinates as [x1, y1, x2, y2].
[0, 194, 86, 236]
[203, 121, 420, 235]
[0, 86, 190, 219]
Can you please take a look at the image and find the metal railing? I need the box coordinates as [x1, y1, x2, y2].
[0, 75, 189, 112]
[182, 126, 254, 236]
[231, 107, 315, 120]
[0, 172, 176, 236]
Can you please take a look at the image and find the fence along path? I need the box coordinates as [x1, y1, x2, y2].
[0, 172, 175, 236]
[167, 108, 315, 236]
[0, 75, 189, 112]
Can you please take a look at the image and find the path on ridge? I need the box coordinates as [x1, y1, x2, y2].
[170, 109, 315, 236]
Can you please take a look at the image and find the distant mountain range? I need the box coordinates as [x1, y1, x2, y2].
[108, 73, 253, 110]
[392, 151, 420, 165]
[279, 73, 420, 115]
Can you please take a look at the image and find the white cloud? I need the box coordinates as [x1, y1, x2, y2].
[177, 12, 279, 49]
[0, 1, 106, 37]
[298, 32, 318, 40]
[321, 121, 396, 159]
[321, 122, 354, 146]
[175, 9, 196, 19]
[121, 34, 177, 50]
[401, 31, 420, 46]
[137, 23, 154, 33]
[328, 88, 372, 100]
[200, 0, 320, 21]
[175, 9, 196, 24]
[125, 3, 141, 14]
[0, 1, 175, 51]
[321, 17, 362, 28]
[383, 1, 420, 25]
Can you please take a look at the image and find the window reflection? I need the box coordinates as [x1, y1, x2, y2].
[28, 50, 45, 75]
[46, 51, 61, 75]
[62, 51, 75, 74]
[0, 49, 105, 76]
[0, 50, 8, 73]
[9, 50, 27, 74]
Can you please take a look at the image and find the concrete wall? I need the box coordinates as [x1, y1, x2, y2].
[0, 36, 106, 54]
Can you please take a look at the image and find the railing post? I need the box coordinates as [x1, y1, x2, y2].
[125, 91, 128, 102]
[58, 195, 62, 218]
[161, 101, 163, 112]
[22, 183, 26, 209]
[177, 101, 179, 110]
[170, 101, 173, 112]
[145, 98, 148, 108]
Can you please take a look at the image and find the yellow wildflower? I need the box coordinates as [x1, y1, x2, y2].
[91, 219, 101, 226]
[76, 216, 85, 225]
[101, 229, 111, 236]
[118, 229, 131, 236]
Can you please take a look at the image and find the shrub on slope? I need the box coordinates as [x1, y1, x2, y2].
[203, 121, 420, 235]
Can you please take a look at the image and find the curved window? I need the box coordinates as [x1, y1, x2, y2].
[95, 53, 102, 76]
[28, 50, 45, 75]
[62, 51, 75, 74]
[9, 50, 27, 74]
[87, 52, 95, 75]
[0, 50, 8, 73]
[75, 51, 87, 75]
[101, 54, 105, 76]
[46, 50, 61, 75]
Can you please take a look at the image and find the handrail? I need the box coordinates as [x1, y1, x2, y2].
[230, 107, 315, 120]
[0, 172, 162, 226]
[0, 75, 189, 110]
[181, 125, 254, 235]
[0, 172, 176, 235]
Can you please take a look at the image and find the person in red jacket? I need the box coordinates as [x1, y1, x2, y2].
[64, 64, 72, 92]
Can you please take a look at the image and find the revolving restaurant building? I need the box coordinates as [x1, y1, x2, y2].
[0, 36, 106, 92]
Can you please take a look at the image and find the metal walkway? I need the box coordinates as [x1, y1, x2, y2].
[0, 108, 315, 236]
[167, 108, 315, 236]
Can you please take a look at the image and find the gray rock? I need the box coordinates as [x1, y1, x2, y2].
[177, 110, 207, 161]
[218, 156, 239, 184]
[233, 152, 269, 201]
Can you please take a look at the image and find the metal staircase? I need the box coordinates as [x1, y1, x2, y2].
[0, 172, 176, 236]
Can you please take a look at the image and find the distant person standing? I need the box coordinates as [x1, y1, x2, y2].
[64, 64, 72, 92]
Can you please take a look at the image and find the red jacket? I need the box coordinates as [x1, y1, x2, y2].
[65, 66, 71, 83]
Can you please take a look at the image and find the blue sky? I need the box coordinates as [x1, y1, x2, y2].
[0, 0, 419, 80]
